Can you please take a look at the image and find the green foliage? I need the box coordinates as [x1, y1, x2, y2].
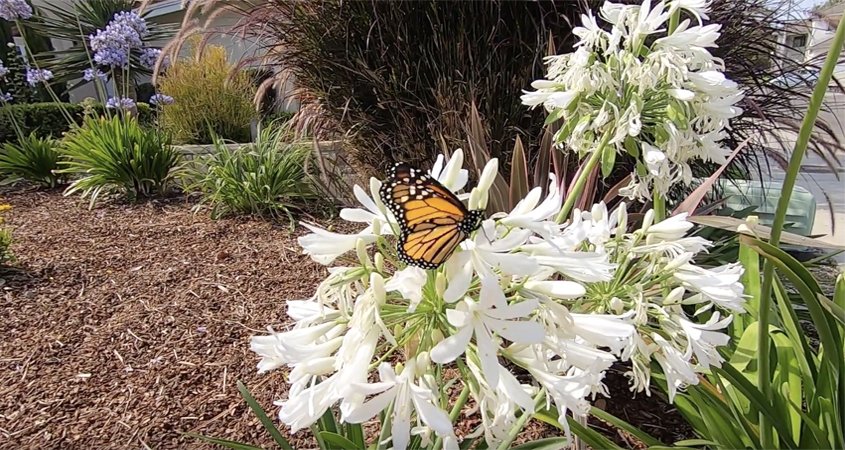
[0, 102, 154, 143]
[158, 43, 257, 144]
[667, 237, 844, 450]
[185, 126, 315, 221]
[0, 204, 12, 265]
[60, 116, 181, 206]
[0, 133, 64, 187]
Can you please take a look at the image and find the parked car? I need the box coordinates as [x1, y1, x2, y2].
[769, 64, 845, 89]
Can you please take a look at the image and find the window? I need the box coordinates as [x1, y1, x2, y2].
[792, 35, 808, 48]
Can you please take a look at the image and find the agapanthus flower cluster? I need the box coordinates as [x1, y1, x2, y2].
[25, 68, 53, 87]
[0, 92, 11, 103]
[106, 96, 135, 110]
[251, 149, 743, 448]
[0, 0, 32, 21]
[83, 68, 108, 82]
[139, 47, 168, 70]
[569, 202, 744, 401]
[89, 11, 149, 68]
[522, 0, 743, 200]
[149, 93, 173, 106]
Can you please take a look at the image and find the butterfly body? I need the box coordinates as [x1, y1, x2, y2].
[379, 163, 484, 269]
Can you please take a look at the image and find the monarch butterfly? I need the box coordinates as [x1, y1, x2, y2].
[379, 163, 484, 269]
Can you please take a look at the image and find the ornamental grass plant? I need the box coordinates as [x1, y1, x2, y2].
[185, 125, 317, 221]
[157, 43, 257, 144]
[60, 115, 181, 206]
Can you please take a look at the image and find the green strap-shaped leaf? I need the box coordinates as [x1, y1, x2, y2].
[318, 431, 361, 450]
[184, 433, 265, 450]
[508, 437, 570, 450]
[589, 406, 664, 447]
[566, 416, 624, 450]
[236, 381, 294, 450]
[715, 365, 798, 449]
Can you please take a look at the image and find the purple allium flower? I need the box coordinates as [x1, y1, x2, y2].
[111, 11, 149, 38]
[93, 47, 130, 67]
[149, 94, 174, 106]
[0, 0, 33, 21]
[106, 96, 136, 110]
[139, 47, 162, 69]
[83, 68, 109, 82]
[89, 12, 149, 68]
[0, 60, 8, 79]
[0, 91, 12, 103]
[25, 68, 53, 87]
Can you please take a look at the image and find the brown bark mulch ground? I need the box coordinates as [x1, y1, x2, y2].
[0, 188, 692, 450]
[0, 188, 322, 449]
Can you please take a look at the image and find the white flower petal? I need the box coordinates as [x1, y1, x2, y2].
[430, 324, 473, 363]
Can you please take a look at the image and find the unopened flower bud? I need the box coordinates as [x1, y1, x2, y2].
[416, 351, 431, 372]
[356, 239, 372, 268]
[435, 272, 447, 298]
[610, 297, 624, 314]
[372, 217, 383, 236]
[641, 209, 654, 232]
[374, 252, 384, 272]
[664, 286, 685, 305]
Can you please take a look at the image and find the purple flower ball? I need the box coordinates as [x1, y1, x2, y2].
[0, 0, 33, 21]
[83, 68, 109, 82]
[26, 68, 53, 87]
[106, 96, 136, 111]
[149, 94, 174, 106]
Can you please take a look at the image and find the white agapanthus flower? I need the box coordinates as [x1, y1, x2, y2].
[251, 148, 643, 447]
[522, 0, 743, 200]
[568, 202, 745, 396]
[252, 143, 743, 448]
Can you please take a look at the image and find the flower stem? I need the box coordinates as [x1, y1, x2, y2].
[555, 131, 612, 223]
[432, 384, 470, 450]
[755, 11, 845, 449]
[668, 9, 680, 35]
[15, 20, 75, 126]
[653, 191, 666, 221]
[495, 391, 545, 450]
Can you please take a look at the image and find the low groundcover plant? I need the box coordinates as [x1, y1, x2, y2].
[250, 149, 745, 449]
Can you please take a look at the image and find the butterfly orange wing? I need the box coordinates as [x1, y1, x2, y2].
[379, 163, 473, 269]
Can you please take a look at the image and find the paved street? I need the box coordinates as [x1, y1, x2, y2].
[761, 89, 845, 264]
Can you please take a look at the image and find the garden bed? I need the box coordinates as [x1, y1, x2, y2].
[0, 188, 692, 449]
[0, 188, 324, 449]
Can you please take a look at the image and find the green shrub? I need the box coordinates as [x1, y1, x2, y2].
[158, 43, 257, 144]
[0, 133, 64, 188]
[60, 116, 182, 206]
[0, 204, 12, 265]
[0, 102, 154, 143]
[186, 126, 315, 221]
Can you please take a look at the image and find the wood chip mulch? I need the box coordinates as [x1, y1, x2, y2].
[0, 188, 325, 449]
